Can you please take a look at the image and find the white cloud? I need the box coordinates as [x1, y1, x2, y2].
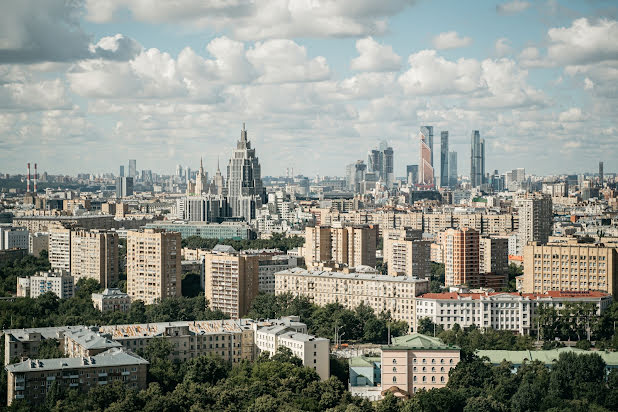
[495, 38, 512, 57]
[547, 18, 618, 66]
[85, 0, 417, 40]
[432, 31, 472, 50]
[496, 1, 530, 14]
[350, 37, 401, 72]
[559, 107, 587, 122]
[584, 77, 594, 90]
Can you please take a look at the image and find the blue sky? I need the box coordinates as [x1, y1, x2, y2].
[0, 0, 616, 178]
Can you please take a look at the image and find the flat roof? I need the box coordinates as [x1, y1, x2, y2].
[275, 267, 428, 283]
[476, 347, 618, 366]
[418, 291, 611, 300]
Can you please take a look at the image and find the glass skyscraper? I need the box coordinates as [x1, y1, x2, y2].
[440, 131, 448, 188]
[470, 130, 484, 188]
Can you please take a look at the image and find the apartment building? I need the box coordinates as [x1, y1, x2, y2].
[522, 242, 618, 296]
[127, 229, 181, 304]
[517, 193, 553, 254]
[71, 229, 119, 288]
[203, 248, 259, 318]
[275, 267, 429, 330]
[257, 254, 298, 294]
[49, 228, 72, 271]
[253, 317, 329, 380]
[91, 288, 131, 312]
[17, 270, 74, 299]
[63, 327, 122, 358]
[304, 224, 378, 269]
[415, 291, 612, 335]
[443, 228, 480, 288]
[381, 334, 460, 397]
[5, 348, 148, 406]
[479, 236, 509, 275]
[0, 226, 29, 250]
[29, 232, 48, 257]
[12, 215, 115, 233]
[383, 228, 430, 278]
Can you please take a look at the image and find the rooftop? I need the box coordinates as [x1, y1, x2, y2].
[5, 348, 148, 373]
[92, 288, 129, 298]
[418, 291, 611, 300]
[349, 356, 381, 367]
[64, 327, 122, 350]
[477, 347, 618, 366]
[98, 319, 252, 339]
[382, 333, 459, 351]
[275, 267, 428, 283]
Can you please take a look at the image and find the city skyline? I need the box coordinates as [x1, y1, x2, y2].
[0, 0, 616, 177]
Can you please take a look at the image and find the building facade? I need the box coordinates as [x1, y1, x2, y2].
[92, 288, 131, 312]
[383, 228, 430, 278]
[17, 270, 74, 299]
[479, 236, 509, 275]
[419, 126, 434, 187]
[443, 228, 480, 288]
[70, 229, 119, 288]
[127, 229, 181, 304]
[304, 224, 378, 269]
[440, 131, 448, 188]
[470, 130, 485, 188]
[517, 193, 553, 254]
[49, 228, 72, 271]
[145, 221, 254, 240]
[0, 226, 29, 250]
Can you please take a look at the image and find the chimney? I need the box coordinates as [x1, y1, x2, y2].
[34, 163, 38, 193]
[27, 163, 31, 192]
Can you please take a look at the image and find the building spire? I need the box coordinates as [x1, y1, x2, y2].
[217, 156, 220, 172]
[240, 122, 248, 144]
[200, 157, 203, 170]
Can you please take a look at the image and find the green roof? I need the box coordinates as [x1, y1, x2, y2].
[382, 333, 460, 351]
[349, 356, 381, 367]
[476, 347, 618, 367]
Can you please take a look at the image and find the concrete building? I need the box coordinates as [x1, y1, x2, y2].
[28, 232, 48, 256]
[71, 229, 119, 288]
[258, 254, 298, 294]
[304, 224, 378, 269]
[145, 221, 254, 240]
[48, 228, 72, 271]
[0, 226, 29, 250]
[522, 242, 618, 296]
[12, 215, 115, 233]
[92, 288, 131, 312]
[203, 247, 259, 318]
[253, 317, 329, 380]
[127, 229, 181, 304]
[448, 151, 458, 188]
[381, 333, 460, 397]
[17, 270, 74, 299]
[115, 176, 134, 198]
[63, 327, 122, 358]
[383, 228, 430, 278]
[470, 130, 485, 188]
[349, 356, 383, 401]
[443, 228, 480, 288]
[419, 126, 434, 188]
[416, 291, 612, 335]
[440, 131, 448, 188]
[479, 236, 509, 275]
[275, 267, 429, 330]
[5, 348, 148, 406]
[517, 193, 553, 254]
[174, 195, 230, 222]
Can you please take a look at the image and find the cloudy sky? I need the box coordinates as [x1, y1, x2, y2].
[0, 0, 616, 178]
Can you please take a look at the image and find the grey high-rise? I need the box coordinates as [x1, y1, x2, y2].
[448, 152, 457, 188]
[119, 166, 125, 178]
[367, 140, 394, 188]
[440, 131, 448, 188]
[226, 124, 266, 222]
[346, 160, 367, 193]
[599, 161, 604, 187]
[128, 159, 136, 178]
[406, 164, 418, 186]
[470, 131, 485, 187]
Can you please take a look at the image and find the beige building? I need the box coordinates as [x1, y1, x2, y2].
[383, 228, 430, 278]
[443, 228, 480, 288]
[381, 333, 460, 397]
[304, 224, 378, 269]
[275, 267, 429, 330]
[5, 348, 148, 406]
[522, 242, 618, 296]
[127, 228, 181, 304]
[203, 247, 259, 318]
[17, 270, 74, 299]
[517, 193, 553, 254]
[71, 229, 119, 287]
[28, 232, 48, 257]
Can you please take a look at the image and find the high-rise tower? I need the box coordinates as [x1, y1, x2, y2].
[367, 140, 394, 189]
[599, 161, 604, 187]
[128, 159, 136, 178]
[440, 131, 448, 188]
[226, 123, 266, 222]
[470, 131, 484, 187]
[419, 126, 434, 187]
[449, 151, 458, 188]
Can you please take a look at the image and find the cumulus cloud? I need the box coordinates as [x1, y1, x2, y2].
[547, 18, 618, 65]
[0, 0, 141, 63]
[496, 0, 530, 14]
[432, 31, 472, 50]
[495, 38, 512, 57]
[350, 37, 401, 72]
[559, 107, 587, 122]
[85, 0, 417, 40]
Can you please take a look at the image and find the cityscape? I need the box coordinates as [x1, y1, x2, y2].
[1, 1, 618, 411]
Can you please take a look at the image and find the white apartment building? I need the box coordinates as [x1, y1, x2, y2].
[0, 226, 29, 250]
[415, 290, 612, 335]
[275, 267, 429, 330]
[49, 228, 71, 271]
[17, 270, 75, 299]
[92, 288, 132, 312]
[253, 317, 329, 380]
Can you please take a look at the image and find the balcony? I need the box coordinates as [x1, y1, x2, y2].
[14, 385, 25, 391]
[121, 371, 130, 376]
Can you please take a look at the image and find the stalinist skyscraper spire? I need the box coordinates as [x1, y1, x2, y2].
[226, 123, 265, 222]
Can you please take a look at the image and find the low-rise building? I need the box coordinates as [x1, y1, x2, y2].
[17, 270, 74, 299]
[63, 327, 122, 358]
[275, 267, 429, 330]
[5, 348, 148, 406]
[144, 221, 254, 240]
[92, 288, 131, 312]
[0, 226, 29, 251]
[349, 356, 383, 401]
[381, 333, 460, 397]
[258, 254, 298, 294]
[415, 290, 612, 335]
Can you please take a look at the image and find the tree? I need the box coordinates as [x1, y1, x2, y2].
[271, 346, 303, 367]
[417, 317, 442, 335]
[184, 356, 230, 385]
[37, 338, 64, 359]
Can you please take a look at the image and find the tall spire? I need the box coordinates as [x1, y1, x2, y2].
[217, 156, 220, 172]
[240, 122, 247, 143]
[200, 157, 203, 171]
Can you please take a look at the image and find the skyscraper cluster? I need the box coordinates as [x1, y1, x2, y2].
[367, 140, 395, 189]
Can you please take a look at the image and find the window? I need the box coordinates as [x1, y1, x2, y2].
[393, 376, 397, 383]
[393, 367, 397, 373]
[422, 376, 426, 382]
[392, 359, 397, 364]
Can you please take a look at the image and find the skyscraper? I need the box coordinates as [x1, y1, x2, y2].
[406, 164, 418, 186]
[115, 177, 133, 198]
[119, 165, 124, 177]
[443, 227, 480, 288]
[448, 152, 458, 188]
[599, 161, 604, 187]
[226, 123, 266, 222]
[440, 131, 448, 188]
[128, 159, 136, 178]
[470, 131, 484, 187]
[367, 140, 394, 188]
[419, 126, 434, 187]
[346, 160, 367, 193]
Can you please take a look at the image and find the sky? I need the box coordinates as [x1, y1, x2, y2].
[0, 0, 616, 178]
